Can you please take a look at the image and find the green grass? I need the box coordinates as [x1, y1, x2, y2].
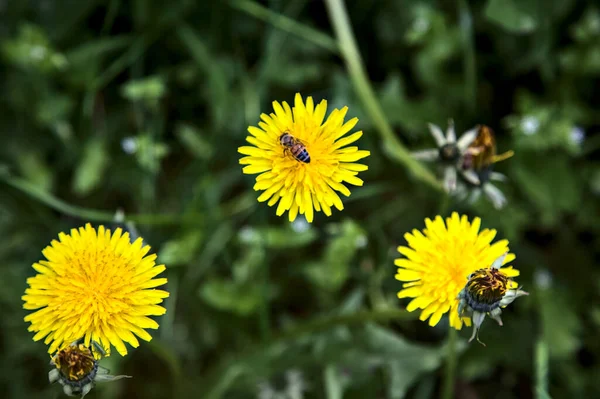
[1, 0, 599, 398]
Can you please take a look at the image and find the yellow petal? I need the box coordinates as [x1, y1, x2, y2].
[395, 269, 422, 281]
[243, 164, 272, 174]
[337, 150, 370, 162]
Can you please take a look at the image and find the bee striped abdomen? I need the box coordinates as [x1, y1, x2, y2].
[279, 132, 310, 163]
[291, 144, 310, 163]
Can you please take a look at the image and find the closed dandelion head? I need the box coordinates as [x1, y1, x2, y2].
[395, 212, 521, 332]
[412, 120, 478, 192]
[458, 252, 529, 345]
[23, 224, 169, 357]
[463, 268, 510, 311]
[238, 93, 370, 223]
[48, 339, 131, 397]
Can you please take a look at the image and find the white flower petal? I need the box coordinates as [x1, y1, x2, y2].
[490, 252, 507, 269]
[468, 188, 482, 203]
[456, 127, 478, 151]
[81, 383, 93, 398]
[489, 308, 503, 326]
[428, 123, 447, 147]
[48, 369, 60, 384]
[443, 166, 457, 192]
[489, 171, 507, 182]
[499, 289, 529, 306]
[483, 183, 507, 209]
[412, 148, 440, 161]
[445, 119, 456, 143]
[62, 385, 74, 397]
[461, 170, 481, 185]
[469, 311, 487, 343]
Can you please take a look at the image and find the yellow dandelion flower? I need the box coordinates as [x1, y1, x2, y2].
[395, 212, 520, 330]
[238, 93, 370, 222]
[23, 224, 169, 356]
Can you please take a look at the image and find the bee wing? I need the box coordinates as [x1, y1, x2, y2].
[295, 137, 308, 146]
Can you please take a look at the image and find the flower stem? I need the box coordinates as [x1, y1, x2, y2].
[0, 174, 253, 225]
[441, 327, 457, 399]
[324, 0, 442, 192]
[458, 0, 477, 114]
[259, 251, 272, 340]
[535, 336, 551, 399]
[229, 0, 339, 53]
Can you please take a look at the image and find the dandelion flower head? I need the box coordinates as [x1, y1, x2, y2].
[238, 93, 370, 222]
[395, 212, 520, 330]
[23, 224, 169, 356]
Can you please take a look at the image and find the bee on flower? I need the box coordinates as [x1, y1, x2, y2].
[48, 339, 131, 397]
[238, 93, 370, 223]
[457, 252, 528, 345]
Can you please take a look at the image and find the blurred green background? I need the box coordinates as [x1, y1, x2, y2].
[1, 0, 599, 398]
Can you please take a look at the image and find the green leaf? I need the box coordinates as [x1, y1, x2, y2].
[65, 36, 132, 86]
[304, 219, 366, 292]
[232, 246, 266, 283]
[238, 224, 318, 249]
[1, 24, 67, 72]
[121, 75, 167, 108]
[72, 138, 109, 196]
[324, 365, 346, 399]
[66, 35, 132, 66]
[538, 287, 581, 358]
[175, 123, 213, 160]
[16, 151, 53, 192]
[485, 0, 537, 34]
[505, 91, 581, 154]
[36, 93, 74, 128]
[159, 230, 204, 267]
[176, 24, 230, 129]
[570, 7, 600, 42]
[511, 154, 582, 226]
[131, 134, 170, 174]
[199, 279, 267, 316]
[364, 325, 446, 398]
